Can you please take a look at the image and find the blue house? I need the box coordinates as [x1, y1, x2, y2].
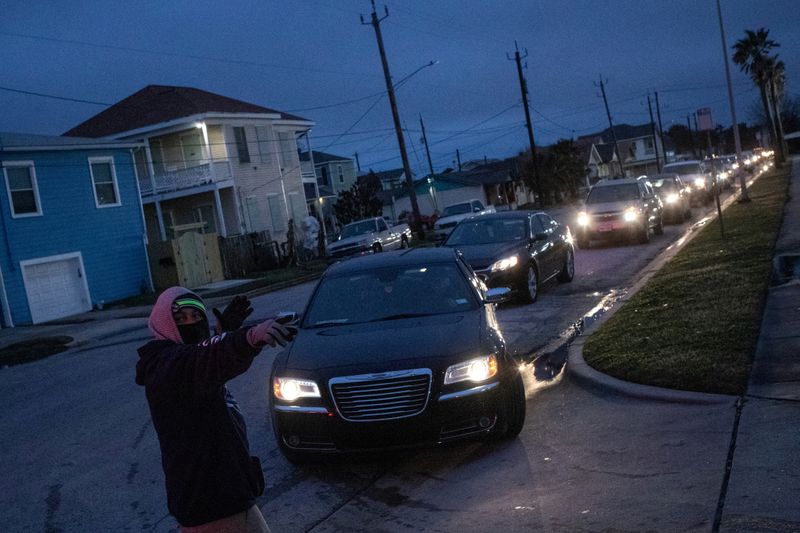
[0, 133, 152, 326]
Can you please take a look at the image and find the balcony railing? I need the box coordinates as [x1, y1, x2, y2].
[139, 161, 232, 195]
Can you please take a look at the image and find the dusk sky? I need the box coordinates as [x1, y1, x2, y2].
[1, 1, 798, 174]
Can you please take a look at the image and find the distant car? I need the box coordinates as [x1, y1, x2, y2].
[646, 174, 692, 224]
[326, 217, 410, 260]
[575, 177, 664, 248]
[269, 247, 526, 462]
[444, 211, 574, 303]
[662, 160, 713, 205]
[433, 200, 495, 242]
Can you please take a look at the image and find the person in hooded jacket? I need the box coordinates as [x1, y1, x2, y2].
[136, 286, 296, 532]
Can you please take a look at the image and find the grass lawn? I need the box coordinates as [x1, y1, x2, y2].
[583, 167, 790, 395]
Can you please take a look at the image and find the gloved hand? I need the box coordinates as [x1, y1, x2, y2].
[213, 295, 253, 333]
[246, 319, 298, 348]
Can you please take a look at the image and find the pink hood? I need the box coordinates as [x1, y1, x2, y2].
[148, 286, 208, 343]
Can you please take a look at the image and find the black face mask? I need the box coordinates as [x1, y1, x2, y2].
[178, 320, 210, 345]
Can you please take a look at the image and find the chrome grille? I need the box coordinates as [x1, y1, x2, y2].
[329, 369, 431, 422]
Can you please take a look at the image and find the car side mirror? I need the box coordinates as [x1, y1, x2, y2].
[484, 287, 511, 304]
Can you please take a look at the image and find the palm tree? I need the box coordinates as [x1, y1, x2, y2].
[768, 58, 788, 157]
[732, 28, 784, 165]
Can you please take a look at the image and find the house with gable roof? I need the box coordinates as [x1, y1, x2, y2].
[65, 85, 315, 244]
[579, 123, 664, 179]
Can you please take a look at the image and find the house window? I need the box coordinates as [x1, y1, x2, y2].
[277, 131, 295, 170]
[319, 166, 330, 186]
[644, 138, 655, 155]
[337, 164, 344, 184]
[88, 157, 121, 207]
[267, 195, 287, 233]
[233, 127, 250, 163]
[3, 162, 42, 217]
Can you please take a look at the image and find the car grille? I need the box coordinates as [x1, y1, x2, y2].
[329, 369, 432, 422]
[590, 211, 624, 223]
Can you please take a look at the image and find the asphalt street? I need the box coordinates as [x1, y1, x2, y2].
[0, 195, 741, 532]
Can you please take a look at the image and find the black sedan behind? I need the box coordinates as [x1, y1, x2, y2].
[269, 248, 526, 463]
[443, 211, 575, 303]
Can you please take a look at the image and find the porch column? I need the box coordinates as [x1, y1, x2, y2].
[154, 200, 167, 241]
[144, 141, 157, 192]
[213, 187, 228, 237]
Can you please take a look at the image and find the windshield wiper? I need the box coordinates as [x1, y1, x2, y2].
[366, 312, 438, 323]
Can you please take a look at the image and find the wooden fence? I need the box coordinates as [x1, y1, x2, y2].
[147, 232, 224, 291]
[217, 230, 283, 279]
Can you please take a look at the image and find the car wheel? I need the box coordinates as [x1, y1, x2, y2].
[557, 248, 575, 282]
[654, 215, 664, 235]
[519, 265, 539, 303]
[372, 243, 382, 253]
[399, 235, 409, 249]
[492, 370, 526, 440]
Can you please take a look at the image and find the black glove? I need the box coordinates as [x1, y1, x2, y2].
[213, 295, 254, 333]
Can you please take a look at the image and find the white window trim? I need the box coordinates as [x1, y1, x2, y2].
[88, 156, 122, 208]
[337, 164, 344, 184]
[3, 160, 43, 218]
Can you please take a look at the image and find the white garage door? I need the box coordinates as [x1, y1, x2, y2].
[22, 255, 91, 324]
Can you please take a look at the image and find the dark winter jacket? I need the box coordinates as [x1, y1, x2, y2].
[135, 287, 264, 527]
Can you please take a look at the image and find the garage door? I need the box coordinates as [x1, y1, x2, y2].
[22, 255, 91, 324]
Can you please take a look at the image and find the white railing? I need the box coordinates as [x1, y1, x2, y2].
[139, 161, 232, 195]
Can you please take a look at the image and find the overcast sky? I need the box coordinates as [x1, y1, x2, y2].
[1, 0, 797, 174]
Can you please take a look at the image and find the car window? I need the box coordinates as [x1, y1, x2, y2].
[586, 183, 640, 204]
[377, 218, 388, 232]
[304, 263, 478, 327]
[530, 215, 545, 236]
[446, 218, 528, 245]
[472, 200, 485, 212]
[536, 214, 555, 233]
[441, 203, 471, 217]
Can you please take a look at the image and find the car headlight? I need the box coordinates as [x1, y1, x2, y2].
[720, 171, 728, 180]
[444, 355, 498, 385]
[577, 211, 589, 226]
[732, 162, 739, 169]
[489, 255, 519, 272]
[665, 193, 679, 204]
[273, 377, 321, 402]
[744, 158, 751, 165]
[623, 209, 638, 222]
[694, 177, 705, 188]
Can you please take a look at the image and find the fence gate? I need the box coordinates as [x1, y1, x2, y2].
[173, 232, 224, 289]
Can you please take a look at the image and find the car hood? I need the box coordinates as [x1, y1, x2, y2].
[286, 313, 484, 374]
[584, 201, 639, 214]
[447, 241, 521, 270]
[436, 213, 470, 226]
[328, 234, 372, 250]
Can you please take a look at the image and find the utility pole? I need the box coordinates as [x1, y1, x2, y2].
[354, 152, 361, 173]
[687, 114, 698, 158]
[456, 149, 462, 171]
[655, 91, 666, 164]
[361, 1, 423, 238]
[647, 93, 662, 172]
[693, 113, 702, 158]
[715, 0, 748, 201]
[419, 114, 435, 178]
[597, 77, 624, 177]
[508, 41, 543, 207]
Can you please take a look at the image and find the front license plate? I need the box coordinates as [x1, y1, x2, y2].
[597, 222, 615, 232]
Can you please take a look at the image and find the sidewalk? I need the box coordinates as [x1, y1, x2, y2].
[720, 157, 800, 531]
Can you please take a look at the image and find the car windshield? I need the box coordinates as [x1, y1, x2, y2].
[305, 264, 478, 327]
[446, 218, 528, 245]
[441, 203, 471, 217]
[340, 220, 377, 239]
[586, 183, 640, 204]
[664, 163, 701, 175]
[648, 178, 678, 192]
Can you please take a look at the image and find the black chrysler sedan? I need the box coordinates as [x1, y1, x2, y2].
[443, 211, 575, 303]
[269, 247, 526, 463]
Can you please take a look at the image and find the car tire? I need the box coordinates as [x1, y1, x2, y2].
[372, 243, 382, 253]
[492, 370, 526, 440]
[399, 235, 409, 249]
[654, 216, 664, 236]
[557, 248, 575, 283]
[519, 264, 539, 303]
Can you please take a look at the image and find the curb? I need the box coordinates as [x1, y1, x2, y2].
[564, 170, 768, 404]
[568, 336, 735, 405]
